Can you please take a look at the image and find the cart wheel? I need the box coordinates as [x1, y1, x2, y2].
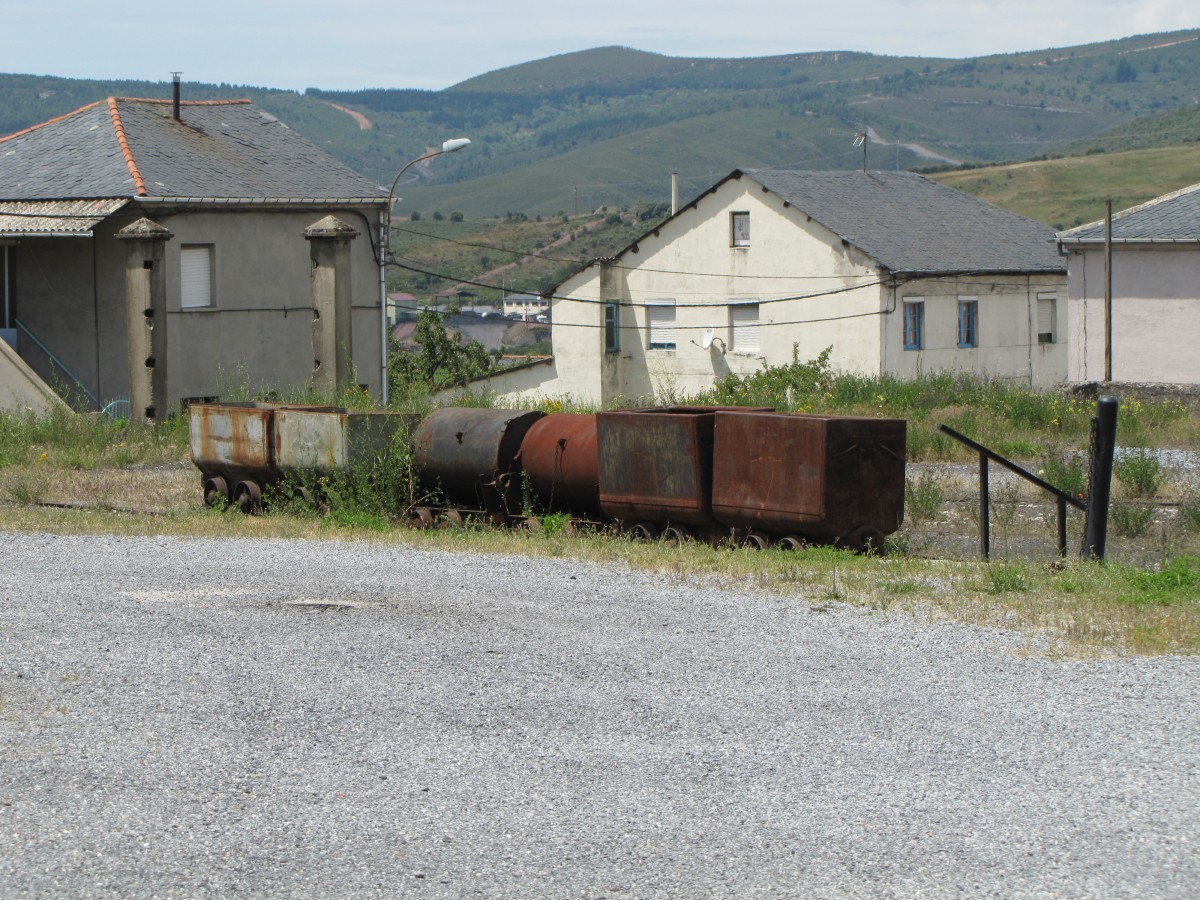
[232, 480, 262, 515]
[660, 525, 689, 545]
[847, 525, 886, 555]
[776, 534, 808, 552]
[202, 475, 229, 509]
[439, 509, 465, 529]
[740, 531, 771, 551]
[627, 521, 659, 541]
[521, 518, 543, 534]
[409, 507, 435, 530]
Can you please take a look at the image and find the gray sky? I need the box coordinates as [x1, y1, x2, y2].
[5, 0, 1198, 92]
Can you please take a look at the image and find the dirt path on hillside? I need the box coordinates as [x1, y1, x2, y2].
[324, 102, 372, 130]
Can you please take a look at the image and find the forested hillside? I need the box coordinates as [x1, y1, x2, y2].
[2, 30, 1199, 219]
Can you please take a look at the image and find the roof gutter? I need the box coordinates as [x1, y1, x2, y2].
[133, 196, 388, 207]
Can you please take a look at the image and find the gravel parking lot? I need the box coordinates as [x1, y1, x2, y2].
[1, 532, 1197, 898]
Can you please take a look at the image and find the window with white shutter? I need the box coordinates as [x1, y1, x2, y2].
[647, 300, 676, 350]
[730, 302, 760, 353]
[181, 245, 214, 309]
[1037, 294, 1056, 344]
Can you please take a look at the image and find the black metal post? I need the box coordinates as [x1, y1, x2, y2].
[1083, 396, 1119, 561]
[1057, 496, 1068, 558]
[979, 452, 990, 561]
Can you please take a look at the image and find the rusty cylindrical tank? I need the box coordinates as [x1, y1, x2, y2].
[710, 411, 907, 548]
[413, 408, 544, 516]
[517, 413, 601, 517]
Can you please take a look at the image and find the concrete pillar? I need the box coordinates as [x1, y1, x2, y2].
[117, 218, 173, 423]
[305, 215, 358, 397]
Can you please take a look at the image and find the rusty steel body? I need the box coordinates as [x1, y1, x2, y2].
[274, 409, 417, 478]
[414, 408, 544, 516]
[518, 413, 601, 517]
[596, 407, 726, 527]
[189, 402, 293, 485]
[711, 411, 907, 543]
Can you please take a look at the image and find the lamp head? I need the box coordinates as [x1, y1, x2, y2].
[441, 138, 471, 153]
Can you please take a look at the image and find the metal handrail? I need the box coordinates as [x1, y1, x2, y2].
[938, 423, 1087, 560]
[13, 319, 98, 408]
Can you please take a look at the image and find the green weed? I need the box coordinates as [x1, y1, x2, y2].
[1110, 499, 1155, 537]
[905, 471, 944, 526]
[1116, 449, 1165, 498]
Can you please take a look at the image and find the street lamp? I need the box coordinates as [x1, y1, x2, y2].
[379, 137, 471, 405]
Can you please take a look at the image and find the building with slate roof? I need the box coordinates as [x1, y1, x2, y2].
[0, 90, 387, 412]
[464, 169, 1067, 405]
[1057, 183, 1200, 385]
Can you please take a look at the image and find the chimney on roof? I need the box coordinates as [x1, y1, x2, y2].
[171, 72, 182, 121]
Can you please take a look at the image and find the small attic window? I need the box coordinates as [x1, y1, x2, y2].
[731, 211, 750, 247]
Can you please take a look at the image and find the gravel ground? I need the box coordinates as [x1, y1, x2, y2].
[1, 532, 1197, 898]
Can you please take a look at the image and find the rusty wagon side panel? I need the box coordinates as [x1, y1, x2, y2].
[711, 411, 906, 544]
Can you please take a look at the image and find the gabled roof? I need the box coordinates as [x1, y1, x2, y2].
[1057, 182, 1200, 244]
[546, 168, 1063, 297]
[0, 98, 386, 204]
[740, 169, 1064, 274]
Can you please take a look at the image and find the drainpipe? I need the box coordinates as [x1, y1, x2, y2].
[671, 171, 679, 216]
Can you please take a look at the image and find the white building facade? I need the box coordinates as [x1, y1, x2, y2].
[475, 169, 1067, 406]
[1058, 182, 1200, 385]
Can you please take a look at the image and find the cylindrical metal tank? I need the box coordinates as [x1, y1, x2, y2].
[414, 408, 544, 515]
[710, 411, 907, 545]
[518, 413, 600, 516]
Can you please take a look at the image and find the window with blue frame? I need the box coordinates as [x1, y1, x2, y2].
[957, 298, 978, 348]
[903, 299, 924, 350]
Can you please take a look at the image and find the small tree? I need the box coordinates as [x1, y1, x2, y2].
[389, 308, 495, 402]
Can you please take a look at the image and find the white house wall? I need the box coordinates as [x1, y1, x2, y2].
[492, 174, 1067, 405]
[883, 274, 1067, 387]
[1066, 245, 1200, 384]
[497, 177, 889, 406]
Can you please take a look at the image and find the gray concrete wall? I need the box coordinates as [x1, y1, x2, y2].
[11, 205, 383, 413]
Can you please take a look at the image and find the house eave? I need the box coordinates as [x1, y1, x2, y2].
[135, 196, 388, 207]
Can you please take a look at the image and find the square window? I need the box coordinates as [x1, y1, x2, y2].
[903, 299, 924, 350]
[731, 212, 750, 247]
[648, 301, 676, 350]
[181, 245, 214, 309]
[958, 298, 978, 348]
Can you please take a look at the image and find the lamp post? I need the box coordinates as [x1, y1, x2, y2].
[379, 137, 471, 405]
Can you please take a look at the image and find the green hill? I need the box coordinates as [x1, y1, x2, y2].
[3, 30, 1200, 220]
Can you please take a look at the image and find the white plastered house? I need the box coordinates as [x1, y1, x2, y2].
[1057, 182, 1200, 385]
[475, 169, 1067, 406]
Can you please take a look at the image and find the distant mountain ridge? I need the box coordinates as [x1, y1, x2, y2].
[2, 31, 1199, 215]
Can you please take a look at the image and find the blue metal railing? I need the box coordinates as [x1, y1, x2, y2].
[13, 319, 98, 408]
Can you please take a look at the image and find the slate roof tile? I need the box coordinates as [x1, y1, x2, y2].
[1, 98, 386, 203]
[741, 169, 1064, 274]
[1057, 181, 1200, 243]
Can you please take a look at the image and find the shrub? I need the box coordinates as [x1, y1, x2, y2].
[1115, 450, 1164, 498]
